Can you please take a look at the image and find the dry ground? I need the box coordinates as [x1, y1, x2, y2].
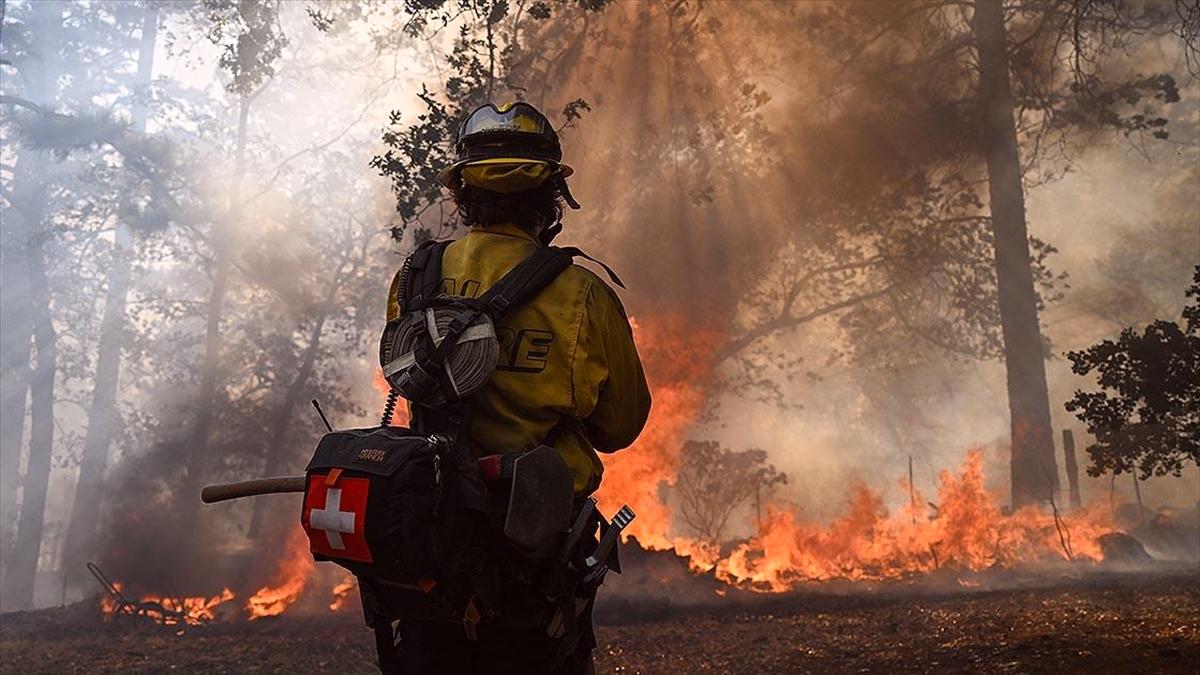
[1, 570, 1197, 674]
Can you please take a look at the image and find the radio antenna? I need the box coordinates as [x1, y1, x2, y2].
[311, 399, 334, 432]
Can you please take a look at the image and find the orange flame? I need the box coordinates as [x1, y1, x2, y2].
[103, 315, 1124, 625]
[330, 574, 357, 611]
[595, 315, 1119, 591]
[374, 369, 410, 426]
[99, 581, 236, 625]
[596, 314, 721, 552]
[246, 528, 314, 619]
[99, 583, 122, 617]
[713, 449, 1115, 591]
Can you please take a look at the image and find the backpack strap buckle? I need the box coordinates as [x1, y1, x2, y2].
[488, 294, 511, 314]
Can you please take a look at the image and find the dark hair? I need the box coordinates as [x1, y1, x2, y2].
[454, 181, 564, 233]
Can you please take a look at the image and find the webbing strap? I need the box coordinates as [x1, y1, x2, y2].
[399, 240, 455, 436]
[402, 240, 451, 309]
[558, 246, 625, 289]
[408, 246, 576, 377]
[400, 240, 623, 315]
[372, 612, 398, 674]
[476, 246, 576, 318]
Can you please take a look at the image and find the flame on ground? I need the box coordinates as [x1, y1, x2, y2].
[330, 574, 357, 611]
[100, 581, 236, 625]
[595, 314, 723, 553]
[98, 530, 339, 623]
[596, 315, 1120, 591]
[105, 315, 1125, 624]
[712, 450, 1115, 591]
[246, 527, 314, 619]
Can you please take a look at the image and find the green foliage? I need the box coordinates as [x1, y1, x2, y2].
[367, 0, 606, 244]
[305, 6, 335, 33]
[370, 87, 458, 242]
[200, 0, 288, 96]
[1066, 268, 1200, 479]
[13, 109, 129, 159]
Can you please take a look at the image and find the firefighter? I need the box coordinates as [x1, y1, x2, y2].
[385, 102, 652, 674]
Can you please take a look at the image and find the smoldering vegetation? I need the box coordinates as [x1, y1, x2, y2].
[2, 570, 1197, 674]
[0, 0, 1198, 626]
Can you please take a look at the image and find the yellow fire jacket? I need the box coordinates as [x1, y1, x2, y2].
[387, 224, 652, 494]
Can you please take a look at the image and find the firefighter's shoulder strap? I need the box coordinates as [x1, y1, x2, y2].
[405, 243, 593, 310]
[401, 239, 452, 310]
[400, 239, 622, 315]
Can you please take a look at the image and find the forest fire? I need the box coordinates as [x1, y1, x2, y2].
[594, 315, 1121, 592]
[4, 1, 1196, 672]
[711, 450, 1116, 591]
[595, 315, 723, 552]
[95, 315, 1124, 627]
[96, 530, 344, 624]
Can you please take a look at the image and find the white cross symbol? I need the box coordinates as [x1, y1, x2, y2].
[309, 487, 356, 550]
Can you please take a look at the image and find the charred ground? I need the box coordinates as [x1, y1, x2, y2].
[2, 568, 1196, 674]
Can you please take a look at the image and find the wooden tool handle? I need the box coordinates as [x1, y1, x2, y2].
[201, 476, 306, 503]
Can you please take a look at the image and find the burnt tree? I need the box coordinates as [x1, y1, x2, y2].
[973, 0, 1058, 506]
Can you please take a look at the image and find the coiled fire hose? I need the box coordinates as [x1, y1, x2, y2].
[381, 307, 500, 407]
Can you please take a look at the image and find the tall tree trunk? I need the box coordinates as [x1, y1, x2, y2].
[0, 0, 61, 610]
[60, 3, 159, 593]
[972, 0, 1059, 507]
[0, 171, 33, 585]
[0, 0, 19, 558]
[4, 240, 58, 610]
[0, 0, 41, 585]
[181, 94, 252, 512]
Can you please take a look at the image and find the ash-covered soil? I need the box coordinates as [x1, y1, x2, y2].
[1, 569, 1197, 674]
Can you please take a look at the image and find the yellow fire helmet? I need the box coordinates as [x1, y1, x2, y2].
[439, 102, 579, 207]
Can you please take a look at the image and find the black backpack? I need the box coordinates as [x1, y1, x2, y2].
[301, 427, 487, 611]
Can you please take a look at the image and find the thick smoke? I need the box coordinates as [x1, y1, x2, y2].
[548, 3, 1200, 528]
[1, 1, 1196, 611]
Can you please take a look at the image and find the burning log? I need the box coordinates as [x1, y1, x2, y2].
[89, 562, 234, 627]
[1098, 533, 1153, 564]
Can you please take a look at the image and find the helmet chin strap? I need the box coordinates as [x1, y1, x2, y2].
[540, 174, 577, 246]
[539, 222, 563, 246]
[554, 174, 581, 210]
